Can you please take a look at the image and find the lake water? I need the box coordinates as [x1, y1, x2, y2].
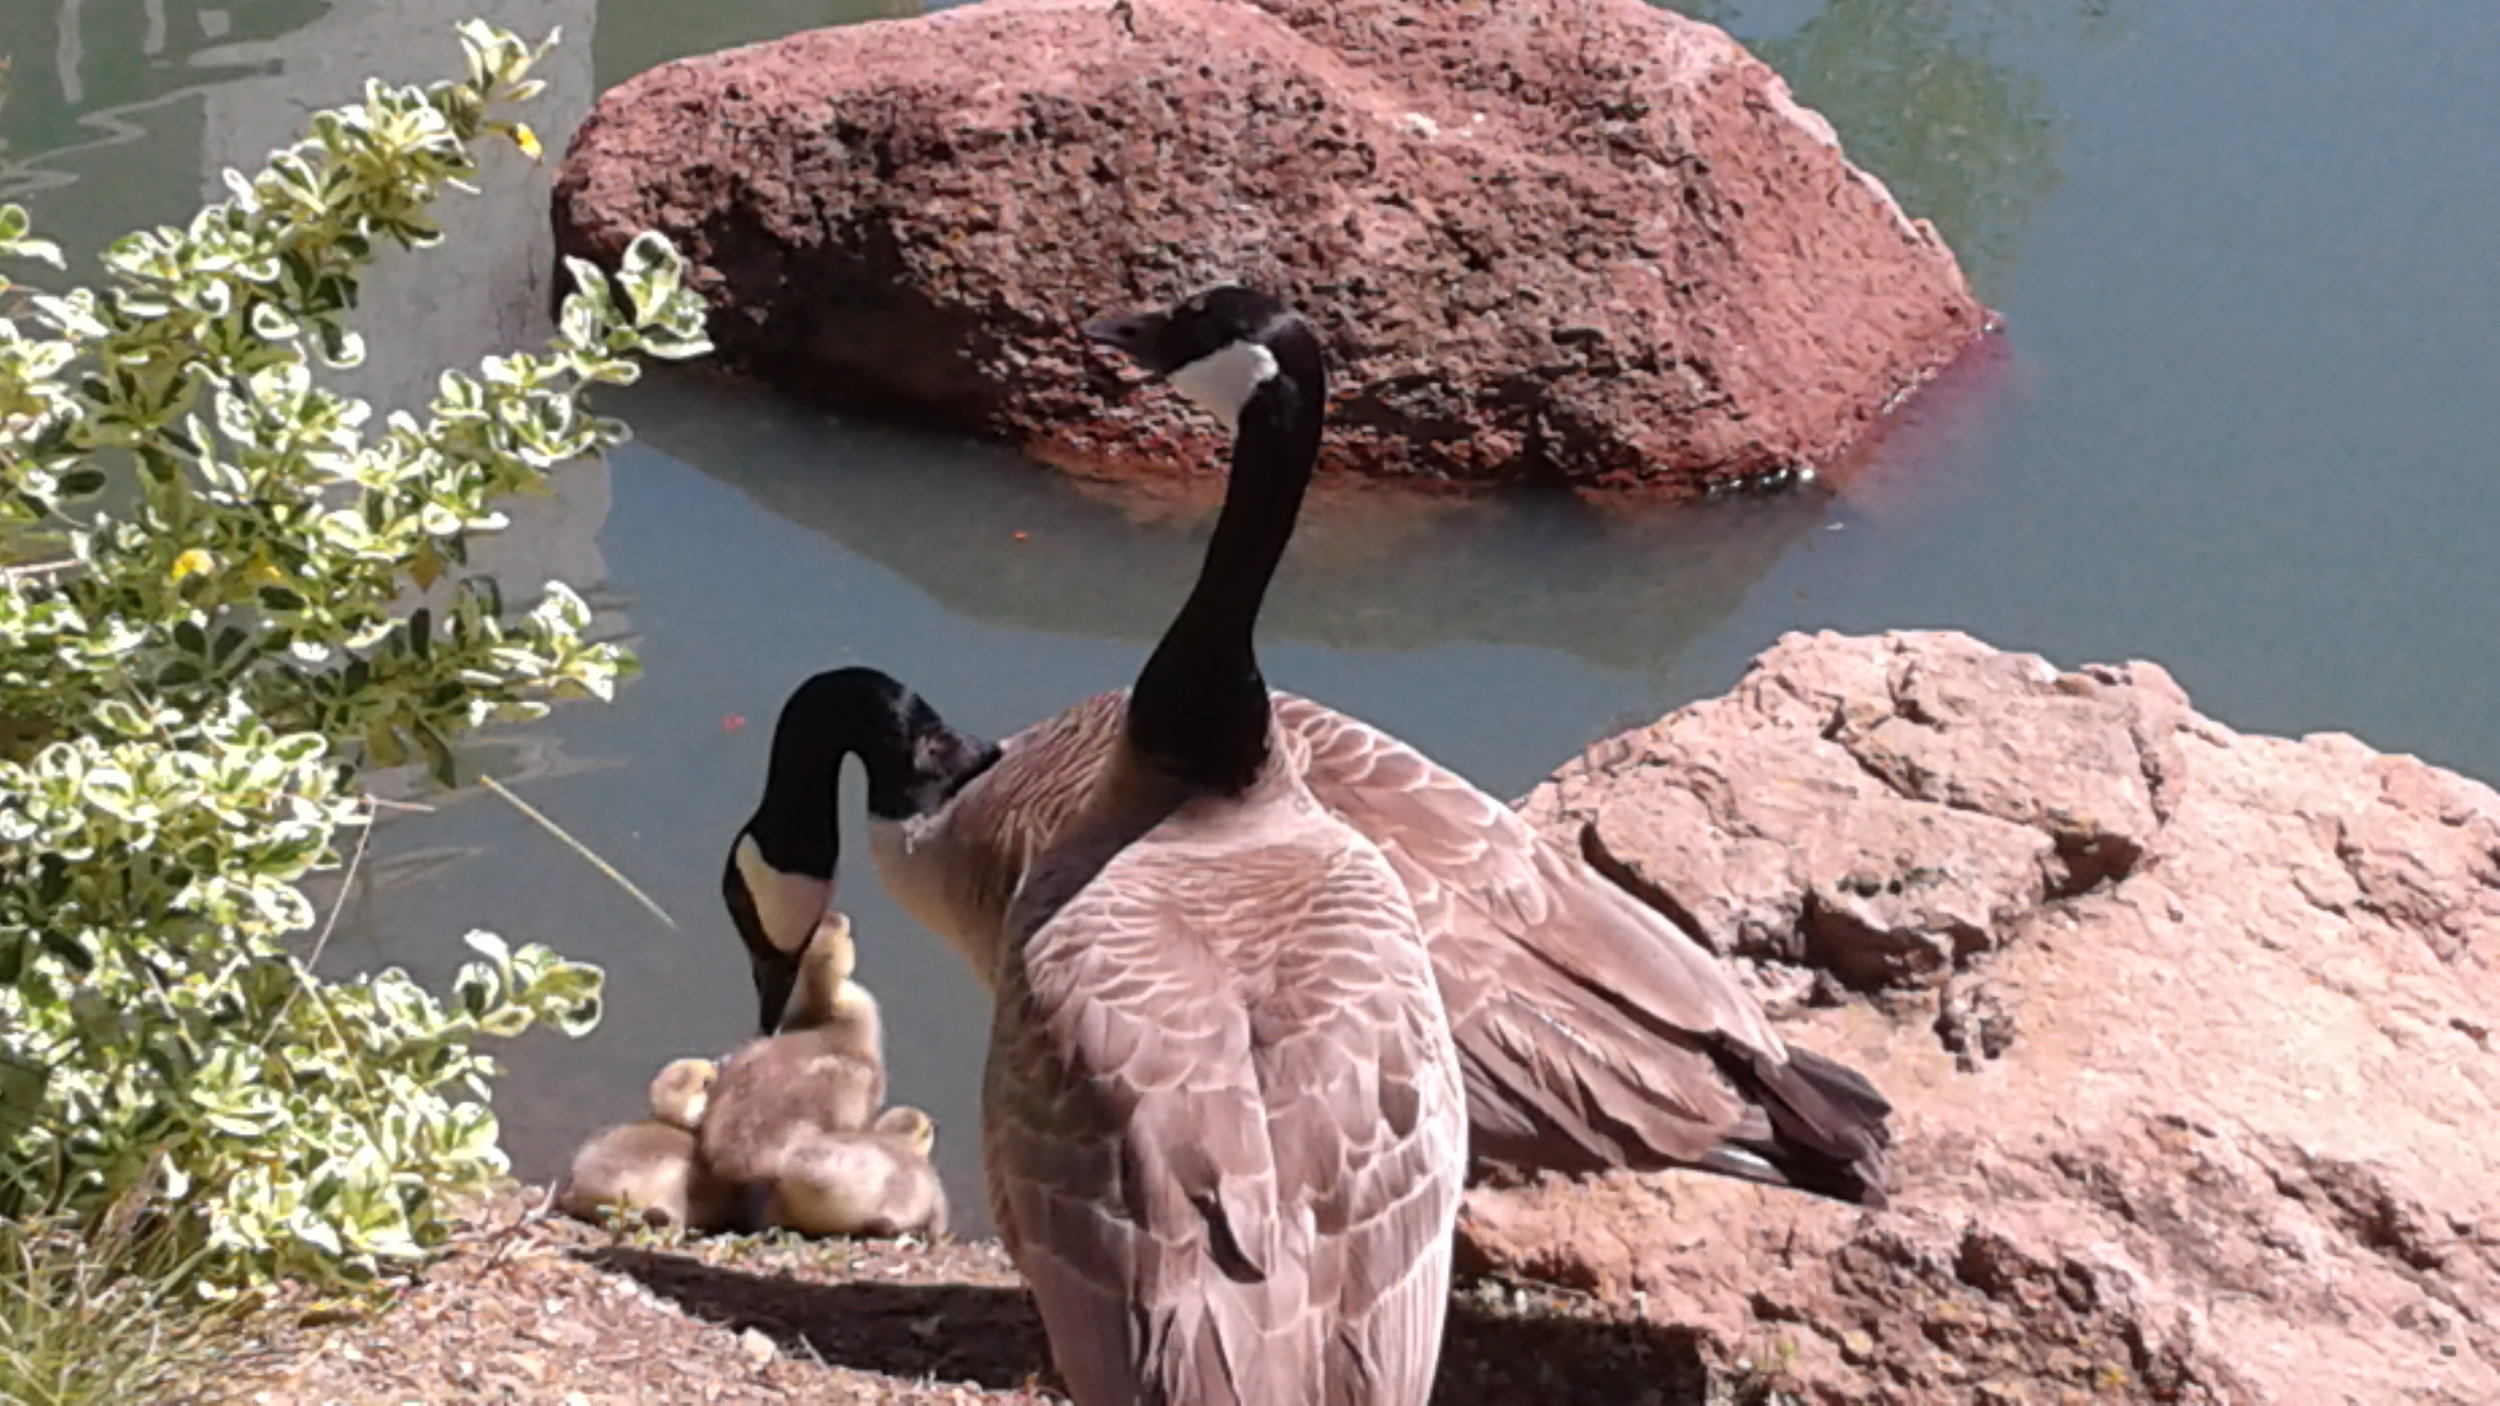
[8, 0, 2496, 1234]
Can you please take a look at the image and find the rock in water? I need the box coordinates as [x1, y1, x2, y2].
[1466, 630, 2500, 1404]
[552, 0, 1989, 495]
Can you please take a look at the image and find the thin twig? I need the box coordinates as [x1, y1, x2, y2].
[477, 773, 676, 930]
[258, 800, 378, 1051]
[0, 557, 80, 581]
[305, 804, 377, 977]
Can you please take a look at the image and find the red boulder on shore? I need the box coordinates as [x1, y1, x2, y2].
[553, 0, 1992, 494]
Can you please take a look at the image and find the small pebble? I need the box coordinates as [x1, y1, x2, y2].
[739, 1327, 778, 1366]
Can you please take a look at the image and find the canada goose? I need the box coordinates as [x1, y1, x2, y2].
[758, 1105, 951, 1239]
[698, 911, 887, 1189]
[724, 679, 993, 1033]
[726, 602, 1891, 1201]
[554, 1057, 741, 1232]
[967, 283, 1465, 1404]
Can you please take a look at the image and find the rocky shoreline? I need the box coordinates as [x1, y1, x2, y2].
[1469, 629, 2498, 1404]
[240, 631, 2495, 1404]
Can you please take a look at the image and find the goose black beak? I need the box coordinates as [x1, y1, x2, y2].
[1083, 311, 1159, 352]
[747, 935, 802, 1037]
[723, 841, 808, 1036]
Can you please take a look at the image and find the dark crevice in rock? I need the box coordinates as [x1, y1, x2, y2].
[2047, 828, 2144, 899]
[1819, 711, 1980, 819]
[1885, 662, 1949, 731]
[2132, 727, 2185, 828]
[2047, 1148, 2146, 1229]
[1932, 973, 2016, 1072]
[1798, 893, 1979, 994]
[2261, 1143, 2451, 1276]
[1575, 818, 1720, 954]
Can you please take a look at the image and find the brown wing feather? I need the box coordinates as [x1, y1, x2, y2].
[1276, 695, 1892, 1199]
[988, 797, 1462, 1406]
[893, 688, 1889, 1200]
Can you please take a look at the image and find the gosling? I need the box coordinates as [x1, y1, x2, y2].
[554, 1057, 741, 1232]
[698, 910, 886, 1188]
[762, 1105, 951, 1239]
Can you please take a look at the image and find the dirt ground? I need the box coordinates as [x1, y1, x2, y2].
[215, 1182, 1741, 1405]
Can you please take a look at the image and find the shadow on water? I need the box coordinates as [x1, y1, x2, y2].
[590, 1245, 1716, 1403]
[623, 367, 1828, 674]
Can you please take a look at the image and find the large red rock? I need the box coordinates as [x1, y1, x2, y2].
[551, 0, 1990, 494]
[1473, 631, 2499, 1404]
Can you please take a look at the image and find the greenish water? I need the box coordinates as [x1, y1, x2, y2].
[8, 0, 2497, 1232]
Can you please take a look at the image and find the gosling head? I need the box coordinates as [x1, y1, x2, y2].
[778, 910, 878, 1034]
[1084, 283, 1315, 434]
[874, 1105, 938, 1157]
[808, 910, 859, 988]
[647, 1057, 719, 1131]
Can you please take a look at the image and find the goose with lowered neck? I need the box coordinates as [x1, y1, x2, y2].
[722, 674, 994, 1032]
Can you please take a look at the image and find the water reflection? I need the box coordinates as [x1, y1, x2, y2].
[1663, 0, 2115, 292]
[590, 0, 920, 89]
[626, 368, 1826, 672]
[0, 0, 330, 197]
[6, 0, 615, 607]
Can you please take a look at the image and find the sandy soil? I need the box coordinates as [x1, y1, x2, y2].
[217, 1182, 1737, 1405]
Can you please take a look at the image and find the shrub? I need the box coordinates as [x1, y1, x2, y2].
[0, 21, 710, 1291]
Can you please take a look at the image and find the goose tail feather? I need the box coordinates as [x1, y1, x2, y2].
[1704, 1044, 1895, 1208]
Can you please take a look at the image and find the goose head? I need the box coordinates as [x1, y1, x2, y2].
[725, 667, 995, 1035]
[872, 1104, 938, 1157]
[791, 909, 865, 1025]
[1086, 283, 1328, 792]
[1083, 283, 1316, 435]
[647, 1057, 719, 1132]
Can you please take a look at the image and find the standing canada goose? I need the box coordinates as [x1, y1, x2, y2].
[725, 602, 1890, 1199]
[971, 283, 1464, 1405]
[759, 1105, 951, 1239]
[555, 1057, 742, 1232]
[698, 911, 887, 1189]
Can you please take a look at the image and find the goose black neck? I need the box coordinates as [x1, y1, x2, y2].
[746, 667, 995, 876]
[1127, 320, 1327, 793]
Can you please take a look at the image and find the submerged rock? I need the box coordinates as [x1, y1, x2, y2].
[551, 0, 1989, 495]
[1467, 630, 2500, 1404]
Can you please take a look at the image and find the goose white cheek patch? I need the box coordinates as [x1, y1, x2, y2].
[1167, 339, 1280, 431]
[735, 833, 832, 954]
